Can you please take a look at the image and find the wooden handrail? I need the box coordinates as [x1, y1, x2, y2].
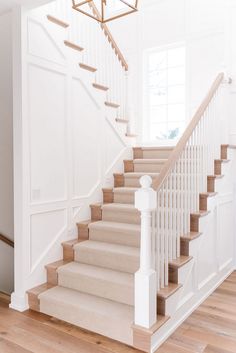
[88, 2, 129, 71]
[0, 234, 14, 248]
[152, 73, 225, 191]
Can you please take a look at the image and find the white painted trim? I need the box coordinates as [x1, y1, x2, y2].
[151, 267, 234, 353]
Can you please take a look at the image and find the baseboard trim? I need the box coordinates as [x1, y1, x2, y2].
[151, 266, 234, 353]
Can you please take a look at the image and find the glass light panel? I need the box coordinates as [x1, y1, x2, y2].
[168, 66, 185, 85]
[168, 85, 185, 104]
[150, 105, 167, 123]
[168, 47, 185, 67]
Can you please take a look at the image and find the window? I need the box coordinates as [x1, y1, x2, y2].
[144, 44, 186, 141]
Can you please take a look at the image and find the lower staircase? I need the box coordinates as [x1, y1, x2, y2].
[28, 146, 173, 346]
[27, 141, 233, 351]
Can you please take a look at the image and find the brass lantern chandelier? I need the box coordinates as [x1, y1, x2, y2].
[72, 0, 139, 24]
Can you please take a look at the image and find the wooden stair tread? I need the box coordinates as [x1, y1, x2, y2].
[157, 283, 182, 299]
[105, 101, 120, 108]
[132, 315, 170, 334]
[47, 15, 69, 28]
[191, 210, 210, 218]
[27, 283, 53, 297]
[181, 232, 202, 242]
[79, 63, 97, 72]
[126, 133, 138, 138]
[116, 118, 129, 124]
[45, 260, 69, 270]
[208, 174, 224, 179]
[62, 239, 79, 247]
[215, 159, 230, 163]
[200, 192, 217, 198]
[64, 40, 83, 51]
[92, 83, 109, 91]
[169, 255, 193, 269]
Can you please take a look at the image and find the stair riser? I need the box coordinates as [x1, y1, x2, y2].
[39, 296, 133, 345]
[169, 260, 194, 284]
[102, 209, 140, 224]
[114, 192, 135, 204]
[158, 288, 182, 316]
[89, 227, 140, 247]
[124, 178, 142, 188]
[75, 248, 139, 273]
[58, 272, 134, 306]
[134, 163, 165, 173]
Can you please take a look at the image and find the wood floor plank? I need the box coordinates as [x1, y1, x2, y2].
[0, 338, 32, 353]
[203, 344, 235, 353]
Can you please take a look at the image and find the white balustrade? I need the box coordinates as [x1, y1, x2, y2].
[134, 73, 229, 328]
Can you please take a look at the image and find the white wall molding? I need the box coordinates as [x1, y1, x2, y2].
[12, 3, 132, 307]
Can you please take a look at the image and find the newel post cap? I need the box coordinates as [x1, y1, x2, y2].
[135, 175, 157, 211]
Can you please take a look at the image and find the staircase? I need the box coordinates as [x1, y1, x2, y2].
[27, 146, 172, 345]
[22, 2, 236, 353]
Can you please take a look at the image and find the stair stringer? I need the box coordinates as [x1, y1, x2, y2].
[28, 7, 133, 147]
[150, 150, 236, 353]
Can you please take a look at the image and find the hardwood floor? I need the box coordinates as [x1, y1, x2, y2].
[0, 272, 236, 353]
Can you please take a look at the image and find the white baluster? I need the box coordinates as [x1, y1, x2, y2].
[135, 176, 157, 328]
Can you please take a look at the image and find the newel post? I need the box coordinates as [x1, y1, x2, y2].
[134, 175, 157, 328]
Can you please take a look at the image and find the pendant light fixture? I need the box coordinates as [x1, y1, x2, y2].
[72, 0, 138, 24]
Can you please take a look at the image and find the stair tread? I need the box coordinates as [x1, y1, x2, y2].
[157, 283, 182, 299]
[39, 285, 133, 318]
[38, 286, 134, 344]
[169, 255, 193, 269]
[79, 63, 97, 72]
[134, 159, 168, 164]
[47, 15, 69, 28]
[191, 210, 210, 218]
[124, 172, 160, 178]
[105, 101, 120, 108]
[89, 220, 140, 233]
[200, 192, 217, 197]
[62, 239, 79, 247]
[92, 83, 109, 91]
[136, 146, 174, 151]
[64, 40, 83, 51]
[102, 203, 137, 212]
[74, 240, 140, 257]
[114, 187, 139, 194]
[132, 315, 170, 334]
[181, 232, 202, 242]
[215, 159, 230, 163]
[116, 118, 129, 123]
[208, 174, 224, 179]
[58, 261, 133, 286]
[27, 283, 54, 296]
[45, 260, 70, 270]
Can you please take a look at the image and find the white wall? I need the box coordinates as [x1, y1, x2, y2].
[11, 4, 132, 310]
[109, 0, 227, 142]
[0, 11, 14, 240]
[0, 11, 14, 294]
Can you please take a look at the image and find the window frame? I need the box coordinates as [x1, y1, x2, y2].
[143, 42, 187, 144]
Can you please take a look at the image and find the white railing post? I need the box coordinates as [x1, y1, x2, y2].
[134, 176, 157, 328]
